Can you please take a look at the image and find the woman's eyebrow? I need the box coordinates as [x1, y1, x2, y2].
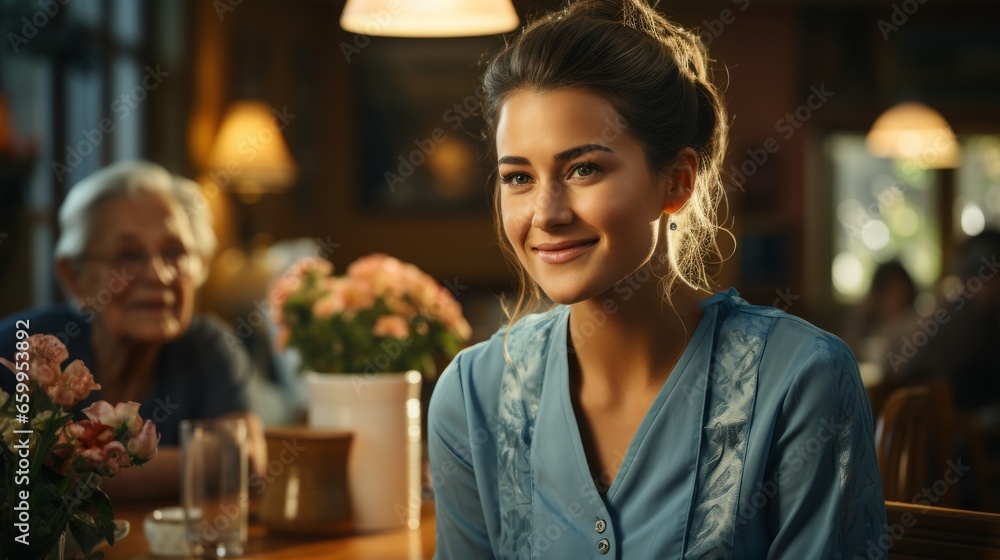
[497, 155, 530, 166]
[497, 144, 614, 166]
[553, 144, 613, 162]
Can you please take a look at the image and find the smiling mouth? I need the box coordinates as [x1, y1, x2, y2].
[533, 239, 598, 265]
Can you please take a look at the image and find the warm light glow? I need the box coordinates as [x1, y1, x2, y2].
[206, 101, 298, 194]
[284, 466, 300, 520]
[888, 206, 919, 237]
[860, 219, 890, 251]
[407, 398, 421, 420]
[961, 202, 986, 236]
[833, 252, 865, 296]
[340, 0, 519, 38]
[866, 102, 960, 169]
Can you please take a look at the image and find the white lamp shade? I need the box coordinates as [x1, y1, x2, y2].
[865, 101, 960, 169]
[207, 101, 298, 194]
[340, 0, 519, 38]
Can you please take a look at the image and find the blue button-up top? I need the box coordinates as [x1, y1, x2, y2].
[428, 288, 887, 559]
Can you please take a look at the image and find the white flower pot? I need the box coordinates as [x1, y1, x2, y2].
[305, 371, 423, 532]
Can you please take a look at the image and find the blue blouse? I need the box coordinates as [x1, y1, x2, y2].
[428, 289, 887, 559]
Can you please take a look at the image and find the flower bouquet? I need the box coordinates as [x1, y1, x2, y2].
[269, 253, 472, 375]
[0, 334, 160, 559]
[268, 254, 471, 530]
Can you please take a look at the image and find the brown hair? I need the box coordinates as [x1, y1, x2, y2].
[483, 0, 730, 329]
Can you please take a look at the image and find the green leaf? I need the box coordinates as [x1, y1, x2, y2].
[68, 511, 103, 556]
[88, 486, 115, 523]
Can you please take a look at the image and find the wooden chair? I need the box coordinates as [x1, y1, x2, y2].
[875, 382, 959, 508]
[886, 501, 1000, 559]
[876, 380, 1000, 511]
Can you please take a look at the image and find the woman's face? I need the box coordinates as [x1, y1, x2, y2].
[68, 190, 202, 343]
[496, 88, 671, 304]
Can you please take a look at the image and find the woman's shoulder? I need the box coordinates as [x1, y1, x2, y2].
[714, 289, 855, 361]
[0, 304, 92, 359]
[713, 290, 860, 396]
[0, 304, 87, 335]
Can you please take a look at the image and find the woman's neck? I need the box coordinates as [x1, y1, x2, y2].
[568, 267, 708, 404]
[90, 319, 162, 404]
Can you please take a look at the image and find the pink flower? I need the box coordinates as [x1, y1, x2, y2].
[373, 316, 410, 339]
[1, 336, 102, 408]
[0, 334, 68, 386]
[80, 401, 159, 463]
[423, 287, 472, 340]
[346, 253, 391, 280]
[384, 294, 415, 318]
[82, 401, 142, 434]
[105, 441, 133, 474]
[66, 420, 133, 475]
[340, 279, 376, 313]
[127, 419, 159, 462]
[312, 289, 346, 319]
[45, 425, 76, 474]
[46, 360, 102, 408]
[268, 274, 302, 326]
[348, 253, 406, 297]
[27, 334, 68, 386]
[88, 441, 131, 476]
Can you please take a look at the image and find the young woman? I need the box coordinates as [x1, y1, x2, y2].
[428, 0, 887, 557]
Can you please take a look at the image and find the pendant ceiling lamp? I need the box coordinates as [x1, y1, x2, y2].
[865, 101, 960, 169]
[340, 0, 519, 38]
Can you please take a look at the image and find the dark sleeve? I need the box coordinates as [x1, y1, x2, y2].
[193, 316, 253, 418]
[0, 316, 19, 395]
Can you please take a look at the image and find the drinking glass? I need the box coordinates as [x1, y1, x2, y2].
[181, 418, 249, 557]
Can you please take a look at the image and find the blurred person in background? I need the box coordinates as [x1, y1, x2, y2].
[0, 161, 266, 500]
[844, 260, 918, 366]
[890, 230, 1000, 422]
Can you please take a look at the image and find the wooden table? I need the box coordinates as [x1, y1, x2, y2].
[103, 503, 436, 559]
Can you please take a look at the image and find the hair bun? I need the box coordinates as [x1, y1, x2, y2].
[565, 0, 709, 82]
[565, 0, 661, 35]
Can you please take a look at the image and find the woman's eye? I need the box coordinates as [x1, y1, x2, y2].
[572, 163, 596, 178]
[162, 246, 188, 263]
[501, 172, 531, 186]
[115, 250, 146, 266]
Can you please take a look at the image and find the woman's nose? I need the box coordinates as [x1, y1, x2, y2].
[142, 254, 177, 285]
[530, 181, 573, 230]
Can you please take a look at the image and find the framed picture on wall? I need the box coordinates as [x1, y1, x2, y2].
[355, 37, 502, 214]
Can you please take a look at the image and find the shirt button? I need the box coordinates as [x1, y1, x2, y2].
[597, 538, 610, 554]
[595, 519, 607, 534]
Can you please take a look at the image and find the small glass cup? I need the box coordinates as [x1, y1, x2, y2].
[180, 418, 249, 558]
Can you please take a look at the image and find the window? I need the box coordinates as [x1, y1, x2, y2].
[0, 0, 154, 307]
[827, 132, 1000, 305]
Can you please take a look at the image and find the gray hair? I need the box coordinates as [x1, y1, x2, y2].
[54, 161, 216, 284]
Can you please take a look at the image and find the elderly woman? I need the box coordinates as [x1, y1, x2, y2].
[0, 161, 264, 500]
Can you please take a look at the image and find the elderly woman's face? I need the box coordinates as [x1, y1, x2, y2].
[72, 190, 202, 343]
